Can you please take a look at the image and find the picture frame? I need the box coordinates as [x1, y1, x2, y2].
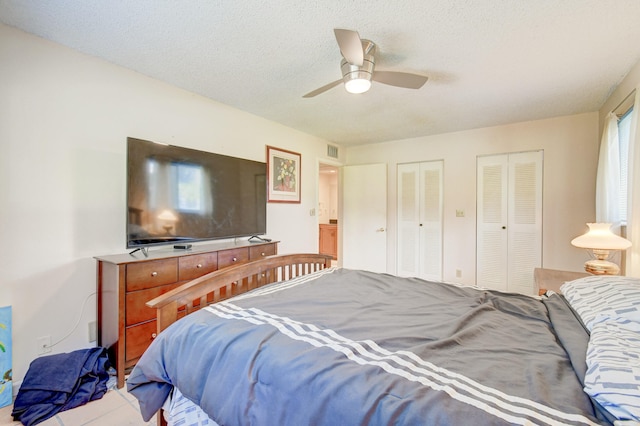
[267, 145, 301, 203]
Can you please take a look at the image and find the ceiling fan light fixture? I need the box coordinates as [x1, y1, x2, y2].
[341, 57, 374, 94]
[345, 77, 372, 94]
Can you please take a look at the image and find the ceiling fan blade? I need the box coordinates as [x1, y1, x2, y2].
[302, 79, 343, 98]
[334, 28, 364, 66]
[372, 71, 428, 89]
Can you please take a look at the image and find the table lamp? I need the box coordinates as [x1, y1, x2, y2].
[158, 210, 178, 234]
[571, 223, 632, 275]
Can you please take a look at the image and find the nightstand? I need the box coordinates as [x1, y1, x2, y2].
[534, 268, 590, 295]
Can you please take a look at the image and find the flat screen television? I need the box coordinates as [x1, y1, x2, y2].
[127, 137, 267, 249]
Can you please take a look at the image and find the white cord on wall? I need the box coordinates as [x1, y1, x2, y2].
[46, 292, 96, 349]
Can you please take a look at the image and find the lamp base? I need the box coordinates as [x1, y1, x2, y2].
[584, 259, 620, 275]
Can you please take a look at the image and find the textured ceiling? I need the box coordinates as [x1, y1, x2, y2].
[2, 1, 640, 146]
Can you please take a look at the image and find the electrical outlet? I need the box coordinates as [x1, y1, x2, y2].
[456, 269, 462, 278]
[88, 321, 97, 342]
[37, 335, 51, 355]
[456, 210, 465, 217]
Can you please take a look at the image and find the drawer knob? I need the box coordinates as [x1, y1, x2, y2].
[232, 257, 237, 262]
[197, 263, 203, 268]
[261, 252, 265, 256]
[151, 333, 157, 339]
[151, 271, 158, 277]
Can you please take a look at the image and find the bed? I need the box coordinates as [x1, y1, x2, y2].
[127, 253, 640, 425]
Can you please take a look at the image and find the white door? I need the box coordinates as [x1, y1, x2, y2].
[476, 155, 509, 291]
[507, 152, 543, 294]
[342, 163, 387, 272]
[397, 161, 443, 281]
[397, 163, 421, 277]
[477, 151, 542, 294]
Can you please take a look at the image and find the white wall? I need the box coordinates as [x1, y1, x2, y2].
[0, 24, 340, 387]
[345, 113, 599, 284]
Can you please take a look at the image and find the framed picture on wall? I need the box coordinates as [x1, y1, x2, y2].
[266, 146, 301, 203]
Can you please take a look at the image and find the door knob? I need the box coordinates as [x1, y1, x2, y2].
[376, 228, 385, 232]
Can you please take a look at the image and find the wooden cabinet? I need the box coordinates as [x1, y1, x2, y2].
[96, 240, 278, 388]
[319, 224, 337, 260]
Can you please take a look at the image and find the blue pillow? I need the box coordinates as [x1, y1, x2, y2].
[560, 276, 640, 331]
[584, 312, 640, 421]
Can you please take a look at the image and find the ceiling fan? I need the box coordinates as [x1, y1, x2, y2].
[303, 29, 428, 98]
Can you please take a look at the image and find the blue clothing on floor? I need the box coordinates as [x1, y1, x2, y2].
[12, 347, 110, 426]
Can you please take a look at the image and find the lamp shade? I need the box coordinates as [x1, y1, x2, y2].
[157, 210, 178, 222]
[571, 223, 631, 250]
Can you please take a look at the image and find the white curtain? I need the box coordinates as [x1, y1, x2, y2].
[627, 86, 640, 277]
[596, 112, 621, 225]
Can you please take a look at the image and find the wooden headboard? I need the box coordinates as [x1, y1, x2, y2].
[146, 253, 333, 334]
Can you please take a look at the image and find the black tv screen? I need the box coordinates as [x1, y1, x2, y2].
[127, 137, 267, 248]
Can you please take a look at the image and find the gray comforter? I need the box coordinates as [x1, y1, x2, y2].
[127, 268, 612, 425]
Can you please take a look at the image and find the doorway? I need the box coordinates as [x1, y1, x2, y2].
[318, 163, 339, 262]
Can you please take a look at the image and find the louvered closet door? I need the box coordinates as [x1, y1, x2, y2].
[419, 161, 443, 281]
[507, 152, 543, 294]
[477, 155, 509, 291]
[476, 151, 542, 294]
[397, 163, 420, 277]
[397, 161, 443, 281]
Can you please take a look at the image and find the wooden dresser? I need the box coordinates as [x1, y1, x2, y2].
[95, 240, 278, 388]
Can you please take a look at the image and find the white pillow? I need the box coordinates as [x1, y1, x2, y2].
[560, 276, 640, 331]
[584, 312, 640, 421]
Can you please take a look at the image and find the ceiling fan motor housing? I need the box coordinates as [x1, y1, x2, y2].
[341, 40, 376, 85]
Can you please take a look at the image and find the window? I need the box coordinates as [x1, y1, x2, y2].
[617, 108, 633, 224]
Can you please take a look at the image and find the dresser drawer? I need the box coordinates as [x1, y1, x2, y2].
[218, 247, 249, 268]
[179, 253, 218, 281]
[126, 259, 178, 291]
[125, 320, 157, 362]
[125, 283, 183, 326]
[249, 243, 277, 260]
